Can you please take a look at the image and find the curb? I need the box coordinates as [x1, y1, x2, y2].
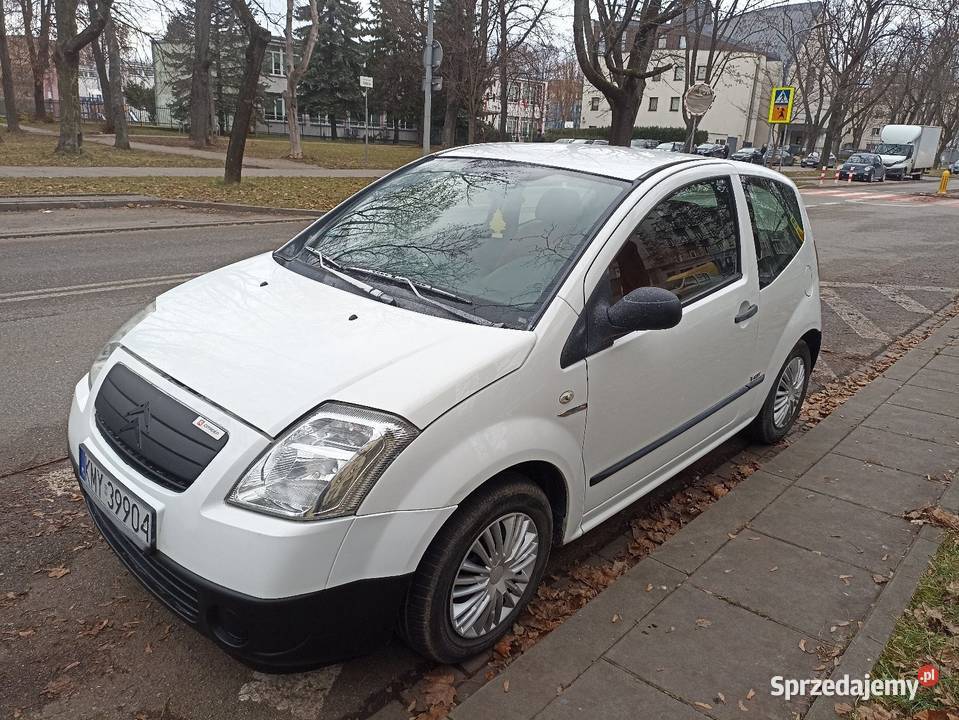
[0, 194, 324, 217]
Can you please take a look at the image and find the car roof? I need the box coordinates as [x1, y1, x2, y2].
[439, 142, 701, 181]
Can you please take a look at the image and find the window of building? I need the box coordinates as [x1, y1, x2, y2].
[270, 49, 286, 76]
[651, 72, 662, 82]
[607, 177, 741, 304]
[590, 97, 601, 111]
[673, 66, 684, 82]
[871, 127, 880, 136]
[670, 96, 680, 111]
[679, 35, 687, 49]
[697, 65, 707, 80]
[266, 95, 285, 120]
[648, 97, 658, 111]
[657, 36, 667, 49]
[508, 83, 521, 102]
[741, 177, 805, 289]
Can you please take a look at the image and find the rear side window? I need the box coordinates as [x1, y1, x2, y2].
[741, 177, 805, 288]
[608, 177, 741, 304]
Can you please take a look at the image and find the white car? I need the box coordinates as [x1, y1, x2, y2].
[68, 144, 821, 670]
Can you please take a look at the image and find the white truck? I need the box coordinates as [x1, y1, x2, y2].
[875, 124, 942, 180]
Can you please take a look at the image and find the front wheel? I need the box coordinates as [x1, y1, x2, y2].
[400, 475, 553, 663]
[749, 340, 811, 444]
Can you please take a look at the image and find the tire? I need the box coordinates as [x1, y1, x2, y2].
[749, 340, 812, 444]
[400, 474, 553, 663]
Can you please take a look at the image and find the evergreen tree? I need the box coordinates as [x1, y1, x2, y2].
[366, 0, 421, 142]
[298, 0, 365, 140]
[161, 0, 248, 133]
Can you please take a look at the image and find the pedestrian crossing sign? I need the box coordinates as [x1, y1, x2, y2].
[768, 86, 795, 124]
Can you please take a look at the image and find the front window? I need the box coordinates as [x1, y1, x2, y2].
[874, 143, 912, 158]
[847, 154, 874, 164]
[290, 158, 628, 328]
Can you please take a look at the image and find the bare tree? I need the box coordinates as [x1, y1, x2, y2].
[86, 0, 113, 131]
[546, 46, 584, 129]
[224, 0, 271, 183]
[54, 0, 112, 153]
[104, 4, 129, 148]
[17, 0, 53, 120]
[495, 0, 547, 138]
[573, 0, 690, 145]
[190, 0, 214, 147]
[0, 0, 20, 131]
[284, 0, 319, 159]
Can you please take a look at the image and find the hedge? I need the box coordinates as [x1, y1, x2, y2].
[544, 125, 708, 144]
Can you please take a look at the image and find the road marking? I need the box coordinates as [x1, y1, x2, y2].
[819, 287, 891, 342]
[874, 286, 930, 314]
[0, 272, 202, 304]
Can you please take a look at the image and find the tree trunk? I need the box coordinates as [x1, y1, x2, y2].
[87, 0, 112, 132]
[33, 80, 47, 119]
[0, 0, 21, 132]
[608, 87, 640, 146]
[442, 101, 458, 147]
[497, 0, 508, 139]
[393, 117, 399, 144]
[820, 97, 845, 166]
[190, 0, 213, 147]
[224, 20, 269, 184]
[467, 112, 477, 144]
[54, 54, 82, 151]
[330, 114, 338, 141]
[104, 8, 128, 149]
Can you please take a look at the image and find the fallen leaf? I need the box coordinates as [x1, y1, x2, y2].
[738, 699, 749, 712]
[872, 574, 889, 584]
[746, 688, 756, 700]
[47, 566, 70, 579]
[695, 618, 712, 628]
[503, 679, 510, 693]
[611, 613, 621, 623]
[839, 575, 853, 585]
[834, 702, 853, 716]
[694, 701, 713, 710]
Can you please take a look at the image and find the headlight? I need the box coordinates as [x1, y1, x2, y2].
[88, 301, 156, 389]
[228, 403, 419, 520]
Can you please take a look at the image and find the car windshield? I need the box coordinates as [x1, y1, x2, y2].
[293, 157, 627, 328]
[874, 143, 912, 157]
[656, 143, 675, 150]
[847, 154, 873, 164]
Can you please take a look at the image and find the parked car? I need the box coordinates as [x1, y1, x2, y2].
[588, 139, 609, 145]
[800, 151, 837, 168]
[731, 148, 765, 164]
[554, 138, 574, 144]
[695, 143, 730, 158]
[764, 148, 795, 166]
[69, 144, 821, 670]
[838, 152, 886, 182]
[655, 141, 685, 152]
[949, 159, 959, 174]
[631, 138, 659, 149]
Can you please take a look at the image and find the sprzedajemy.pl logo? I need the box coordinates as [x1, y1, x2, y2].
[770, 666, 939, 702]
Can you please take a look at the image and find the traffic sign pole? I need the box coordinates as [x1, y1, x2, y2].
[422, 0, 434, 157]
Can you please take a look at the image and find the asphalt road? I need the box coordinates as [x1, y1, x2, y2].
[2, 176, 958, 720]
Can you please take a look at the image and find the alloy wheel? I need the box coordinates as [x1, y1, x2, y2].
[773, 356, 806, 429]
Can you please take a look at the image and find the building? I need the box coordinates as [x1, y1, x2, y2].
[1, 36, 58, 112]
[483, 77, 547, 141]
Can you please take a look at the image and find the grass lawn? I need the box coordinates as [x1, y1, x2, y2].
[126, 134, 427, 169]
[857, 528, 959, 717]
[0, 130, 221, 167]
[0, 176, 372, 211]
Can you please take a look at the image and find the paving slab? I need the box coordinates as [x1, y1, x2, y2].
[535, 661, 702, 720]
[861, 403, 959, 447]
[834, 425, 959, 478]
[796, 453, 945, 516]
[750, 486, 916, 573]
[605, 585, 830, 720]
[652, 470, 790, 574]
[925, 352, 959, 376]
[759, 418, 851, 480]
[830, 377, 903, 421]
[888, 382, 959, 419]
[905, 367, 959, 394]
[690, 533, 882, 640]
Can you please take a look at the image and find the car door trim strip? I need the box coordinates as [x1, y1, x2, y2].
[589, 373, 765, 487]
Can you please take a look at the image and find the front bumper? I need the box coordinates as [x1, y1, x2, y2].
[75, 457, 410, 671]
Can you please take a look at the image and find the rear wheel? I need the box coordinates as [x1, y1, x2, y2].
[400, 474, 552, 663]
[749, 341, 811, 444]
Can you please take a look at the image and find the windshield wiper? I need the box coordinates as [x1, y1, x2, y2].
[300, 246, 396, 305]
[343, 265, 500, 327]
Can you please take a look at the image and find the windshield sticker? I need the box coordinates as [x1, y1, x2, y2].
[193, 416, 225, 440]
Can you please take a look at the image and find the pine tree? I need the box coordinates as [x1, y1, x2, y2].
[366, 0, 420, 142]
[298, 0, 365, 140]
[161, 0, 248, 133]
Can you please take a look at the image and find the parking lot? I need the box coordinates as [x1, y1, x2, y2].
[2, 175, 958, 719]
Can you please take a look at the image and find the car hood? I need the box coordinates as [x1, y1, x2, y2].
[120, 253, 536, 436]
[879, 153, 907, 165]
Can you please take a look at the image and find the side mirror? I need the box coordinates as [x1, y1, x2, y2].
[606, 287, 682, 332]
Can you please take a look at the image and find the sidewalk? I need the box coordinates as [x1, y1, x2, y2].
[446, 317, 959, 720]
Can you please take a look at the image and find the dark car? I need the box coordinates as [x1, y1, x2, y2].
[655, 141, 685, 152]
[949, 159, 959, 174]
[764, 148, 795, 166]
[695, 142, 730, 158]
[838, 153, 886, 182]
[800, 151, 837, 168]
[630, 138, 659, 149]
[731, 148, 765, 164]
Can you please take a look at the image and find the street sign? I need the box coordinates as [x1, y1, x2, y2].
[683, 83, 715, 117]
[768, 86, 795, 124]
[359, 75, 373, 89]
[423, 76, 442, 92]
[422, 40, 443, 70]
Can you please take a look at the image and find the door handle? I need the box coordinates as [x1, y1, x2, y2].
[734, 303, 758, 323]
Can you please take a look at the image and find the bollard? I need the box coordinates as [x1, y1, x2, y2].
[834, 169, 840, 185]
[938, 169, 951, 195]
[819, 166, 826, 186]
[847, 169, 853, 184]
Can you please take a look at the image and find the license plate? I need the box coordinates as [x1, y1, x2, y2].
[79, 445, 156, 551]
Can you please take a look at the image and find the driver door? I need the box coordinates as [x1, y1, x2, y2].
[580, 166, 762, 524]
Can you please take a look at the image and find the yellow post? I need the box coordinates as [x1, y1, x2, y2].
[938, 170, 951, 195]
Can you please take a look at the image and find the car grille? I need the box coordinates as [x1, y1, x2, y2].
[84, 492, 200, 624]
[94, 364, 228, 493]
